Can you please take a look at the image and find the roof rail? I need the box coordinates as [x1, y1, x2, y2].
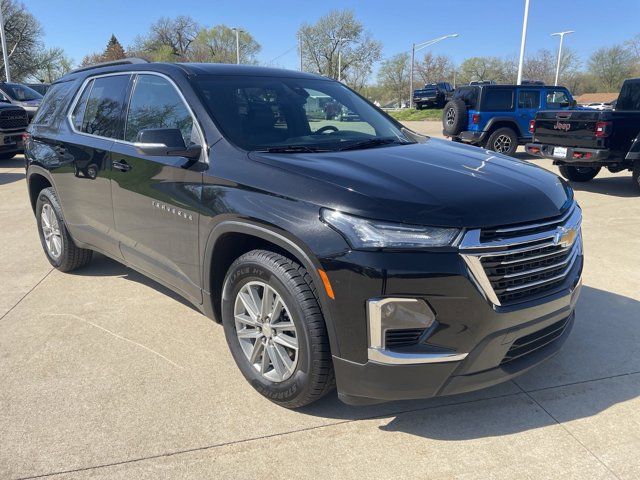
[69, 58, 149, 75]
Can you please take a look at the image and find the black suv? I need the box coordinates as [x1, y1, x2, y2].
[25, 59, 583, 408]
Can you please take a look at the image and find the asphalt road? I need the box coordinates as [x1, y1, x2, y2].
[2, 122, 640, 479]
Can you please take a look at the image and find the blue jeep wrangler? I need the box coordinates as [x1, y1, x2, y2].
[442, 83, 575, 156]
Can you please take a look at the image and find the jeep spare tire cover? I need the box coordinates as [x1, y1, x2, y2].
[442, 99, 467, 136]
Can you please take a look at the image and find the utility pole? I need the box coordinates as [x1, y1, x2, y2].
[552, 30, 574, 86]
[232, 28, 242, 64]
[516, 0, 531, 85]
[408, 34, 459, 108]
[0, 7, 10, 82]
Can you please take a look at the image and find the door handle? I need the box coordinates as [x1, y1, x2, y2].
[112, 160, 132, 172]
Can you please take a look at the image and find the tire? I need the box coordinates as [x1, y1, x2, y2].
[0, 152, 16, 160]
[35, 187, 93, 271]
[221, 249, 335, 408]
[442, 99, 467, 136]
[485, 127, 518, 156]
[558, 165, 601, 182]
[631, 160, 640, 192]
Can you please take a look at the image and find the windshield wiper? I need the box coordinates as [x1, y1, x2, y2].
[337, 138, 413, 151]
[256, 145, 330, 153]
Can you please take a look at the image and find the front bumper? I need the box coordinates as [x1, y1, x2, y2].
[525, 142, 612, 163]
[322, 208, 583, 405]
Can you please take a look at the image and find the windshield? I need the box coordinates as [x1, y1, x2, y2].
[195, 75, 413, 152]
[1, 83, 42, 102]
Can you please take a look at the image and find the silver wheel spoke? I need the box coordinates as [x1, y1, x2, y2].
[273, 333, 298, 350]
[249, 338, 265, 365]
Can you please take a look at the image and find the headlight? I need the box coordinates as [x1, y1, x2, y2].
[321, 209, 460, 249]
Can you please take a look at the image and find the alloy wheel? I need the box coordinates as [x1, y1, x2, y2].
[234, 281, 299, 382]
[445, 108, 455, 126]
[493, 134, 512, 153]
[41, 204, 62, 259]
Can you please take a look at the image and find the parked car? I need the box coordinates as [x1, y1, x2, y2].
[0, 82, 43, 120]
[25, 59, 583, 408]
[413, 82, 453, 109]
[0, 103, 29, 159]
[442, 83, 575, 156]
[26, 83, 51, 96]
[582, 102, 613, 111]
[526, 77, 640, 191]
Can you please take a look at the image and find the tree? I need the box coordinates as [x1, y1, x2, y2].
[31, 48, 73, 83]
[457, 56, 514, 84]
[133, 15, 200, 61]
[81, 35, 127, 66]
[588, 45, 634, 91]
[104, 35, 126, 61]
[377, 53, 410, 106]
[297, 10, 382, 89]
[414, 52, 454, 86]
[189, 25, 260, 64]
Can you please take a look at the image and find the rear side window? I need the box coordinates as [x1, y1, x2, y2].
[124, 74, 197, 145]
[72, 75, 130, 139]
[517, 90, 541, 109]
[31, 82, 73, 126]
[482, 89, 514, 111]
[546, 90, 571, 109]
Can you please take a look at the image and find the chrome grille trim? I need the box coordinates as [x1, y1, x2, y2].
[460, 203, 582, 306]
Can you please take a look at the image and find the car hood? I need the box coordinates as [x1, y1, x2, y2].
[248, 138, 572, 228]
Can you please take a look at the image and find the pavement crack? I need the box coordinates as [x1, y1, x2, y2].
[42, 313, 183, 369]
[0, 268, 54, 322]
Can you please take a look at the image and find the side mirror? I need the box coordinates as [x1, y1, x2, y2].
[134, 128, 201, 160]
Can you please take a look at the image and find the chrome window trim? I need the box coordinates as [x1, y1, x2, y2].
[459, 202, 583, 307]
[65, 70, 208, 164]
[367, 297, 468, 365]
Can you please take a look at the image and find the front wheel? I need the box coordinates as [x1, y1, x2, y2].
[222, 250, 334, 408]
[559, 165, 601, 182]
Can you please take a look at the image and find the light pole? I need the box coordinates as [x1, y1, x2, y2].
[232, 27, 243, 64]
[409, 33, 458, 108]
[551, 30, 574, 86]
[516, 0, 531, 85]
[0, 7, 10, 82]
[336, 38, 352, 82]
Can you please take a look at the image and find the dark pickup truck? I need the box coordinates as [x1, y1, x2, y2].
[413, 82, 453, 109]
[526, 78, 640, 190]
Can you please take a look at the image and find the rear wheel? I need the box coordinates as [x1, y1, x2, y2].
[559, 165, 601, 182]
[222, 249, 334, 408]
[35, 187, 93, 271]
[485, 127, 518, 156]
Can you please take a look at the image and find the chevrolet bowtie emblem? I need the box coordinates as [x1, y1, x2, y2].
[555, 226, 577, 247]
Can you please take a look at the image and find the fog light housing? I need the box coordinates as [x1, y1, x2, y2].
[367, 298, 436, 351]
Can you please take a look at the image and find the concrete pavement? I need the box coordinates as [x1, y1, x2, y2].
[1, 124, 640, 479]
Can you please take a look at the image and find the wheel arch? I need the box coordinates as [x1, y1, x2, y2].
[484, 118, 522, 138]
[202, 220, 340, 357]
[26, 167, 55, 213]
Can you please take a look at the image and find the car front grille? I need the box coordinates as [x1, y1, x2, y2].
[501, 315, 571, 365]
[460, 203, 582, 306]
[0, 109, 28, 130]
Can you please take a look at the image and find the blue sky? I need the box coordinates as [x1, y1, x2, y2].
[30, 0, 640, 71]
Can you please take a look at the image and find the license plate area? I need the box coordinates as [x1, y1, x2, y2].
[553, 146, 567, 159]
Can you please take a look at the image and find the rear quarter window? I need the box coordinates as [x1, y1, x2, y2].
[31, 82, 74, 126]
[482, 89, 514, 111]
